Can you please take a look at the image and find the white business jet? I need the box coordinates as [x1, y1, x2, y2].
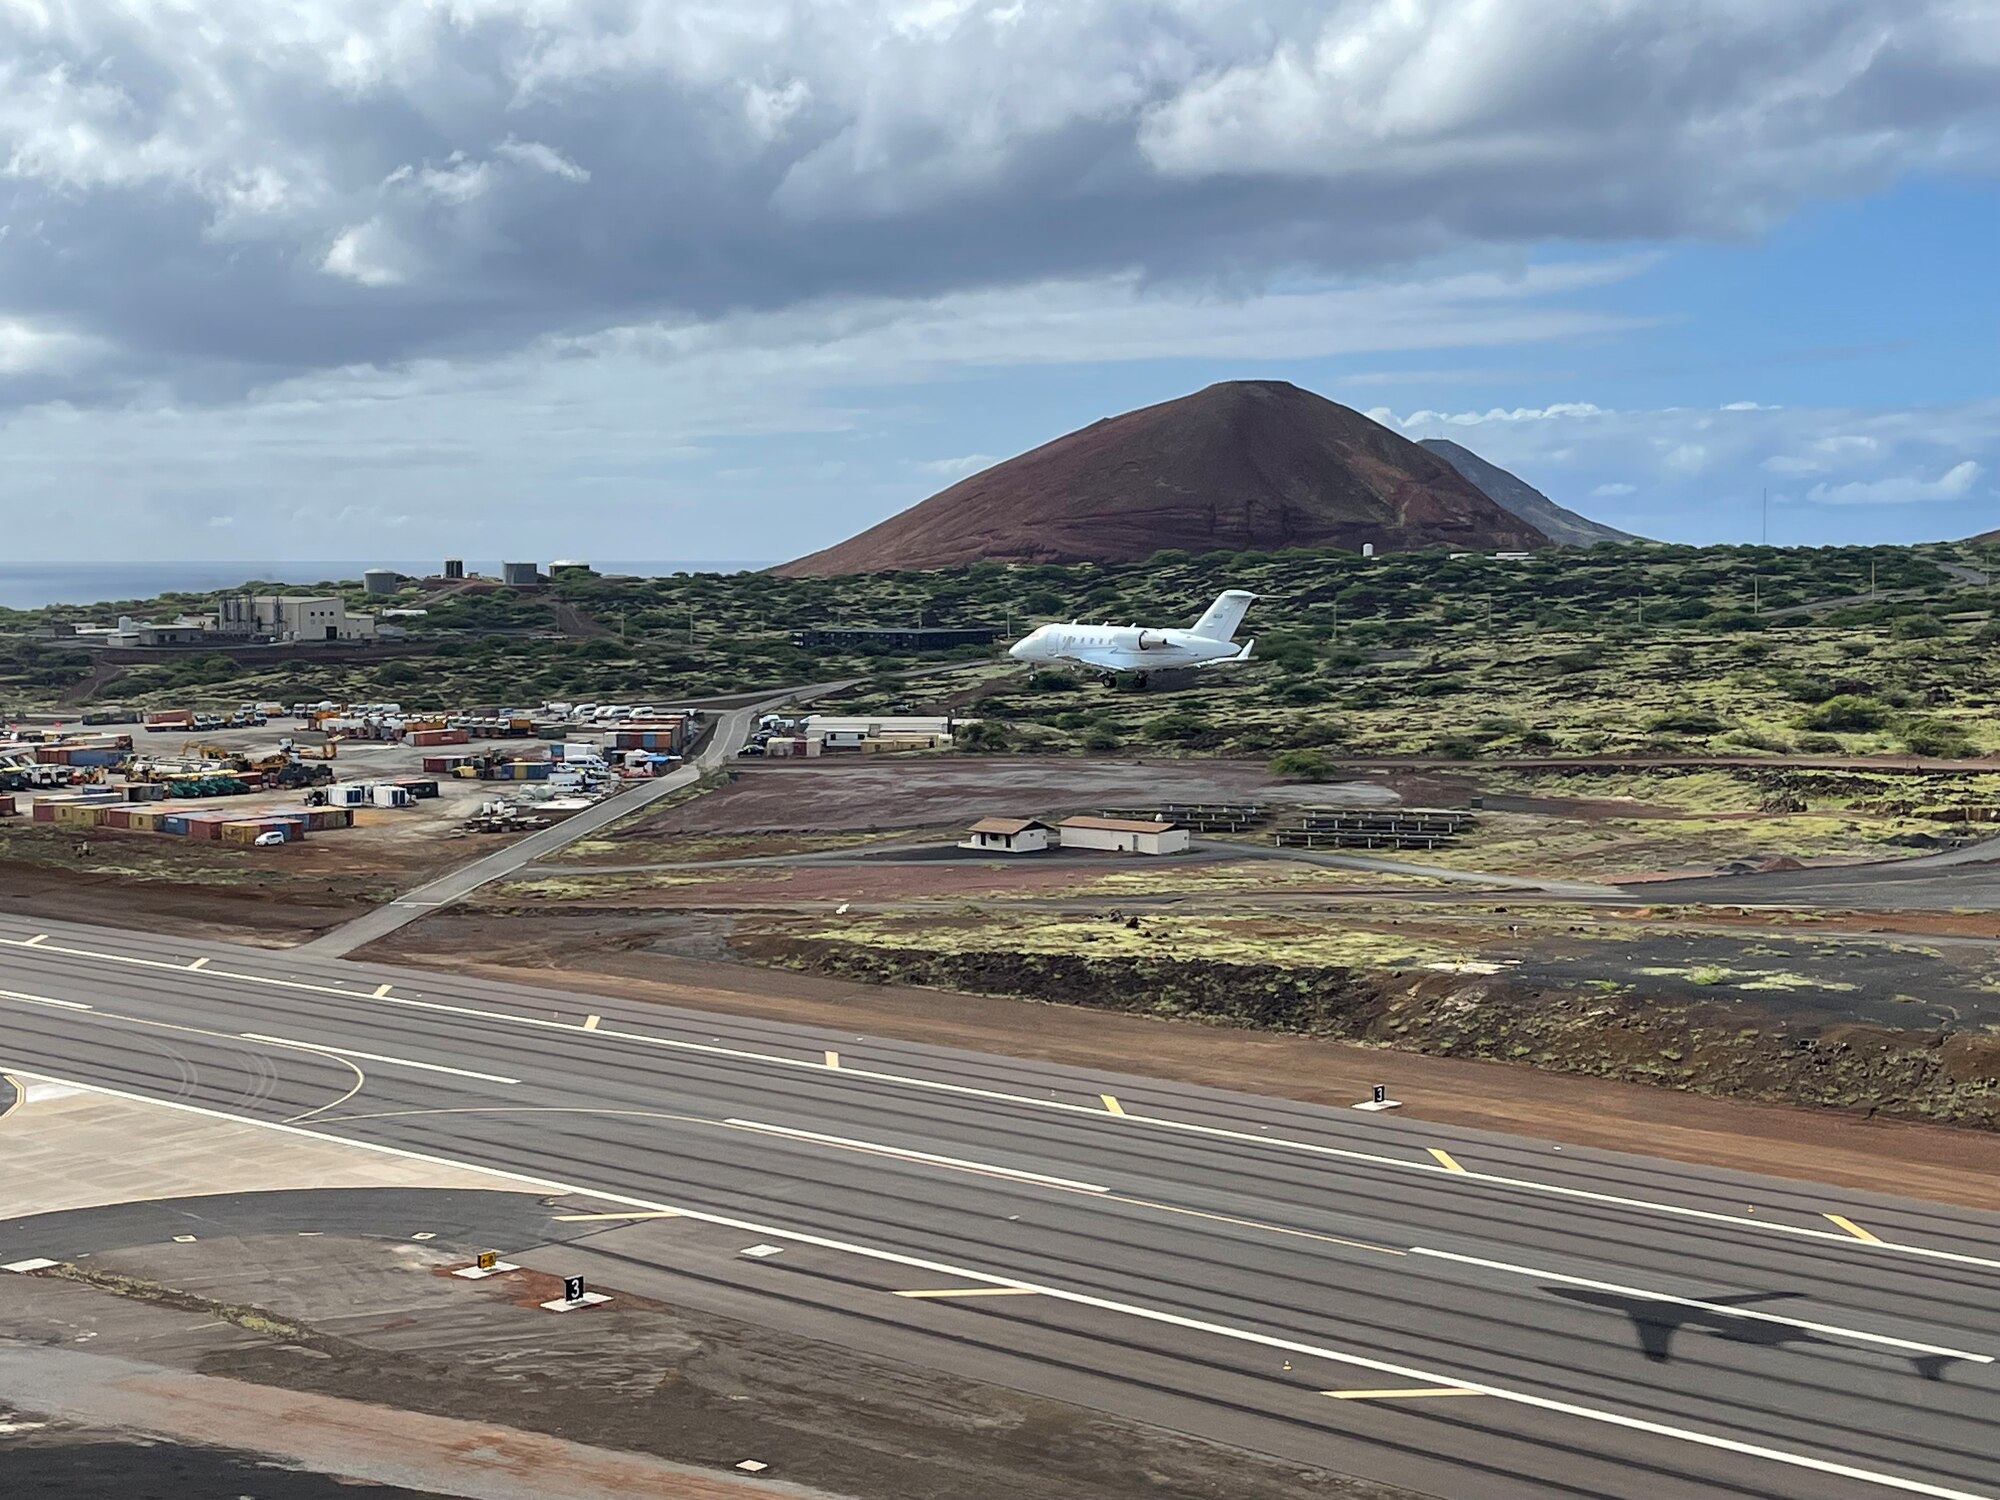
[1009, 589, 1257, 687]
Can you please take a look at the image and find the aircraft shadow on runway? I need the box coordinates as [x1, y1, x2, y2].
[1546, 1286, 1957, 1381]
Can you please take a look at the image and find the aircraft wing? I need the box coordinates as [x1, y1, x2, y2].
[1196, 638, 1254, 668]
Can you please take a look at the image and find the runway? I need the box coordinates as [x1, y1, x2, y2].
[2, 910, 1997, 1500]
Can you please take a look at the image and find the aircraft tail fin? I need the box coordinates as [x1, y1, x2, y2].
[1190, 589, 1257, 642]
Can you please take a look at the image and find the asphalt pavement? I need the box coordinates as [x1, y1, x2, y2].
[299, 696, 780, 958]
[1, 910, 1996, 1500]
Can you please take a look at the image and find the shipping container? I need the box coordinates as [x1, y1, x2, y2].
[372, 785, 411, 807]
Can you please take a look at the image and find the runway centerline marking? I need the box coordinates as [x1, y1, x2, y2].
[1409, 1247, 1993, 1364]
[724, 1119, 1110, 1193]
[0, 987, 91, 1012]
[6, 930, 2000, 1271]
[15, 1068, 1995, 1500]
[1324, 1386, 1485, 1400]
[1827, 1214, 1883, 1243]
[552, 1211, 682, 1222]
[1427, 1148, 1465, 1173]
[897, 1286, 1041, 1299]
[238, 1034, 520, 1085]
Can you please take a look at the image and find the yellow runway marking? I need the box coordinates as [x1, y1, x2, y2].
[0, 1073, 21, 1122]
[584, 1014, 601, 1031]
[897, 1286, 1040, 1299]
[374, 983, 394, 998]
[1825, 1214, 1881, 1243]
[187, 957, 209, 970]
[824, 1049, 840, 1068]
[552, 1210, 682, 1222]
[1100, 1094, 1125, 1115]
[1427, 1148, 1465, 1173]
[1324, 1386, 1485, 1400]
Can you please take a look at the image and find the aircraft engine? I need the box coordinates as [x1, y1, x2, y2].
[1111, 628, 1170, 651]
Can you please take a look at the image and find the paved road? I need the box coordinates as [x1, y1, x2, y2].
[299, 696, 783, 958]
[1, 911, 1996, 1500]
[1630, 840, 2000, 911]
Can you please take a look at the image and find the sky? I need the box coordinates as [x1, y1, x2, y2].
[1, 0, 1997, 563]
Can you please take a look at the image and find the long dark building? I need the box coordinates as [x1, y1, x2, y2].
[791, 625, 1000, 650]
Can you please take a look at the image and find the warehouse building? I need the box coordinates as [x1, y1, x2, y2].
[1056, 815, 1189, 856]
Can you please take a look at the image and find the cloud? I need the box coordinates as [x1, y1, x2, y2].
[0, 1, 1996, 406]
[919, 453, 998, 477]
[1374, 395, 2000, 540]
[321, 221, 411, 287]
[1808, 460, 1985, 505]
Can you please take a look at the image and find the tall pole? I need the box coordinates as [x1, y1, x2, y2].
[1761, 488, 1768, 547]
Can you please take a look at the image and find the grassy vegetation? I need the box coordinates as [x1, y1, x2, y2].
[792, 909, 1471, 969]
[4, 543, 1996, 767]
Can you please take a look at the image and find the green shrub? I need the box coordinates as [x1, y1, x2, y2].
[1800, 694, 1888, 732]
[1795, 733, 1844, 753]
[1143, 710, 1212, 743]
[1081, 727, 1121, 752]
[1647, 708, 1726, 734]
[1898, 717, 1974, 757]
[1269, 748, 1335, 780]
[956, 720, 1013, 751]
[1890, 614, 1947, 640]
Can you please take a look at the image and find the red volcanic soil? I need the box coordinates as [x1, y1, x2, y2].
[777, 379, 1549, 575]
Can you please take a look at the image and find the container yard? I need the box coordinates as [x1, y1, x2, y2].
[0, 699, 694, 855]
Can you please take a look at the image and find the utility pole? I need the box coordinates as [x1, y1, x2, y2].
[688, 603, 695, 646]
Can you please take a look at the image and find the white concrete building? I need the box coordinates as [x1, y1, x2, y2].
[1056, 816, 1189, 855]
[960, 817, 1053, 854]
[215, 594, 378, 642]
[803, 714, 955, 749]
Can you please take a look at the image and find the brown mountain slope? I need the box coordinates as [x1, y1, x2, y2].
[776, 380, 1549, 575]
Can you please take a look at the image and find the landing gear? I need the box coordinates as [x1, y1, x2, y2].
[1100, 671, 1118, 687]
[1135, 672, 1151, 690]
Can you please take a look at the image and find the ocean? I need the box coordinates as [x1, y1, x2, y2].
[0, 561, 772, 611]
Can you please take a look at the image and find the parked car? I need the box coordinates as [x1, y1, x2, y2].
[252, 830, 287, 846]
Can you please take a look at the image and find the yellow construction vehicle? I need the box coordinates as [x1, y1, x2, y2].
[179, 741, 250, 769]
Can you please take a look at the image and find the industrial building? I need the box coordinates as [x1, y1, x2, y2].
[801, 714, 955, 751]
[1055, 815, 1189, 855]
[501, 562, 544, 588]
[363, 568, 400, 595]
[791, 625, 1000, 651]
[103, 618, 212, 648]
[214, 594, 378, 642]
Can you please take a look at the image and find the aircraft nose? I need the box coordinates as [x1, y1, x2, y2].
[1008, 638, 1029, 659]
